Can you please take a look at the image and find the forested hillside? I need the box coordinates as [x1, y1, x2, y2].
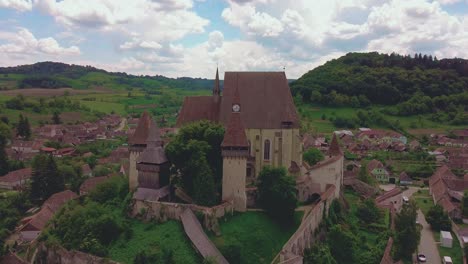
[0, 62, 215, 91]
[291, 52, 468, 126]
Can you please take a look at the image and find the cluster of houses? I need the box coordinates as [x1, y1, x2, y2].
[5, 114, 124, 162]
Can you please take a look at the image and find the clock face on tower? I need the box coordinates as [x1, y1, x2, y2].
[232, 104, 240, 112]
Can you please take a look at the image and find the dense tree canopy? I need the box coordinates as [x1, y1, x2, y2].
[30, 154, 65, 202]
[303, 242, 337, 264]
[426, 205, 451, 231]
[256, 166, 297, 225]
[394, 201, 420, 260]
[303, 148, 324, 166]
[291, 52, 468, 125]
[165, 121, 224, 205]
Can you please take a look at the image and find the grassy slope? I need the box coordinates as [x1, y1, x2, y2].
[108, 220, 200, 264]
[209, 211, 302, 264]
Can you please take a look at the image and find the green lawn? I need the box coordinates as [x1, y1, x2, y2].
[412, 191, 433, 215]
[435, 231, 464, 264]
[108, 220, 200, 264]
[209, 211, 303, 264]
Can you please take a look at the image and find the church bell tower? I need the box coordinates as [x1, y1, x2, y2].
[221, 86, 248, 211]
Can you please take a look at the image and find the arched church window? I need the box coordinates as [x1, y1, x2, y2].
[264, 139, 271, 160]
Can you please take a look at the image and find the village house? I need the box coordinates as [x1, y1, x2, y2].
[399, 171, 413, 185]
[358, 129, 407, 145]
[0, 168, 32, 190]
[375, 187, 403, 212]
[429, 165, 467, 220]
[19, 190, 78, 242]
[79, 175, 113, 195]
[367, 159, 393, 183]
[302, 133, 327, 151]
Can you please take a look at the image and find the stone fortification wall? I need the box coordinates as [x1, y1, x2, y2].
[278, 185, 337, 263]
[33, 243, 119, 264]
[132, 199, 233, 231]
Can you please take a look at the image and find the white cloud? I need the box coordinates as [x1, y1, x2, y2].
[0, 28, 80, 55]
[0, 0, 32, 11]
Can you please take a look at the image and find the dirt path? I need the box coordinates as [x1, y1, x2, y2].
[114, 117, 127, 132]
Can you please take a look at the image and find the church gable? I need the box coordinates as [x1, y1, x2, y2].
[176, 96, 220, 127]
[219, 72, 300, 129]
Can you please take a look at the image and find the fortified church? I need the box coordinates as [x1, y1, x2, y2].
[128, 69, 343, 211]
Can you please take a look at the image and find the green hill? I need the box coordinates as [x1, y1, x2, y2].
[291, 52, 468, 127]
[0, 61, 215, 91]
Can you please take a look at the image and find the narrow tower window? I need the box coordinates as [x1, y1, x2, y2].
[264, 139, 271, 160]
[248, 140, 251, 156]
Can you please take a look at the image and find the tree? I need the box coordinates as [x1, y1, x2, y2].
[303, 148, 325, 166]
[463, 191, 468, 219]
[191, 155, 217, 206]
[426, 205, 452, 231]
[256, 166, 297, 225]
[30, 154, 64, 202]
[0, 123, 11, 176]
[356, 199, 381, 224]
[16, 114, 31, 139]
[327, 225, 356, 264]
[303, 242, 337, 264]
[358, 163, 374, 185]
[165, 121, 224, 200]
[52, 111, 61, 124]
[394, 201, 420, 260]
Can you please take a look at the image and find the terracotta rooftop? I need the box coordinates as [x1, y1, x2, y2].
[22, 190, 78, 231]
[221, 87, 249, 148]
[399, 172, 412, 182]
[327, 133, 343, 156]
[367, 159, 384, 172]
[129, 111, 151, 145]
[80, 176, 111, 194]
[177, 71, 300, 129]
[0, 168, 32, 183]
[376, 188, 402, 204]
[176, 96, 220, 127]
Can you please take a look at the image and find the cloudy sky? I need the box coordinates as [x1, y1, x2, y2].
[0, 0, 467, 78]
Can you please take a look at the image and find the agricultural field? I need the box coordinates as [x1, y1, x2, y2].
[109, 220, 200, 264]
[209, 211, 303, 264]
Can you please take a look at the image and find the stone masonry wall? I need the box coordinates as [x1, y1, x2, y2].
[131, 199, 234, 231]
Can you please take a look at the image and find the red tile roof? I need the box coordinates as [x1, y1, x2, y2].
[129, 111, 151, 145]
[177, 72, 300, 130]
[219, 72, 299, 129]
[376, 188, 402, 204]
[80, 176, 111, 195]
[367, 159, 384, 172]
[221, 88, 248, 148]
[0, 168, 32, 183]
[176, 96, 220, 127]
[327, 133, 343, 156]
[22, 190, 78, 231]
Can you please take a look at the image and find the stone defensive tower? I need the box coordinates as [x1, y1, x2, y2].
[129, 111, 151, 191]
[136, 118, 169, 189]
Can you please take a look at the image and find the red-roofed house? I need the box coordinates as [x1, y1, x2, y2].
[19, 190, 78, 241]
[0, 168, 32, 190]
[79, 175, 112, 195]
[429, 165, 466, 219]
[367, 159, 392, 183]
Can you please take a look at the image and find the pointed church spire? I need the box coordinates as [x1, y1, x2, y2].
[221, 85, 248, 149]
[327, 133, 343, 157]
[146, 118, 162, 148]
[129, 111, 151, 145]
[213, 67, 220, 96]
